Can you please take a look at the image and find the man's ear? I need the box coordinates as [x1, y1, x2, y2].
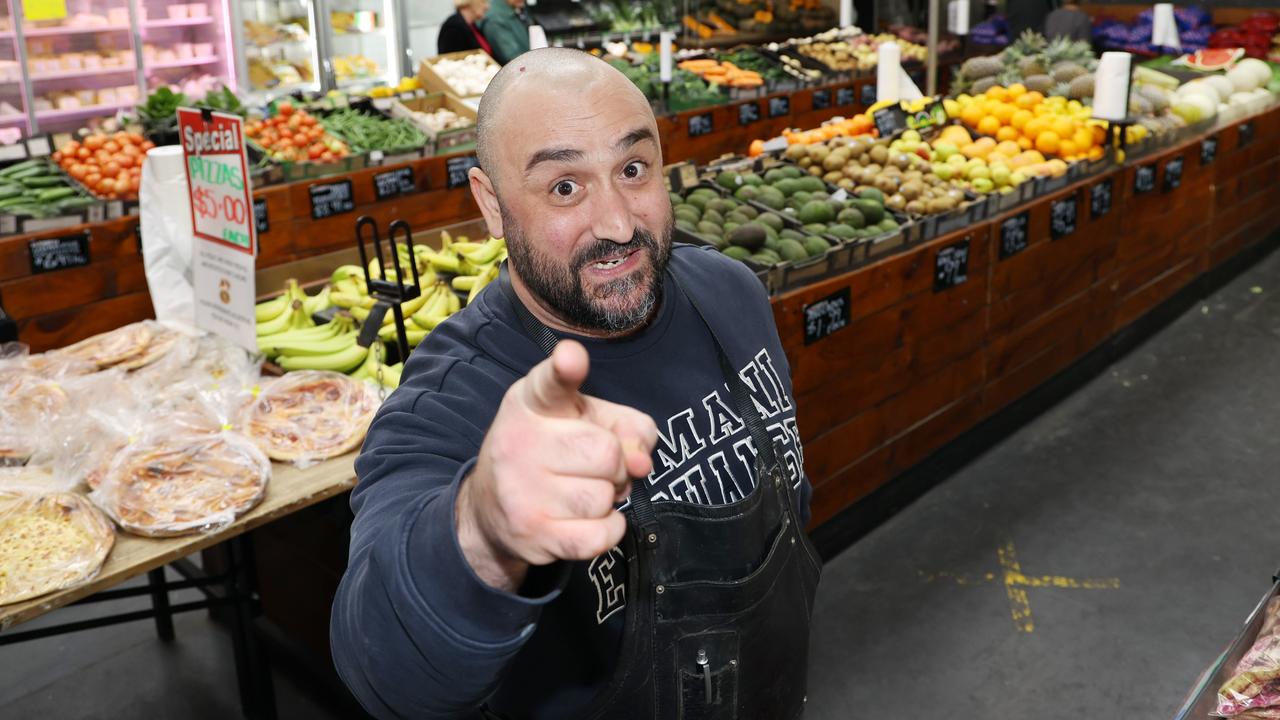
[468, 167, 505, 240]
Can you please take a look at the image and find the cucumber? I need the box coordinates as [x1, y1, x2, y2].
[21, 175, 66, 188]
[8, 166, 49, 180]
[0, 185, 23, 199]
[54, 196, 96, 211]
[0, 159, 44, 178]
[36, 187, 74, 202]
[0, 195, 32, 208]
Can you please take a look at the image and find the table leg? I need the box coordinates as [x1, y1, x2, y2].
[225, 534, 278, 720]
[147, 567, 175, 642]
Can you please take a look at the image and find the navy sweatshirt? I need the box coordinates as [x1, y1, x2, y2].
[331, 244, 810, 719]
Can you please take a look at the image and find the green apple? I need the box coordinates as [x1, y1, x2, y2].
[967, 165, 991, 181]
[902, 129, 922, 143]
[947, 154, 967, 168]
[1010, 171, 1027, 185]
[933, 141, 959, 161]
[972, 177, 995, 193]
[991, 166, 1012, 186]
[933, 164, 954, 181]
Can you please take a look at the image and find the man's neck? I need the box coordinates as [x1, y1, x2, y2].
[507, 266, 658, 340]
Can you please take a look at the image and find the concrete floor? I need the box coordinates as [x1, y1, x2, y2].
[2, 245, 1278, 719]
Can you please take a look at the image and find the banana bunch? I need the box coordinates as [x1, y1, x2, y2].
[255, 279, 332, 337]
[350, 340, 404, 390]
[263, 314, 369, 373]
[435, 233, 507, 305]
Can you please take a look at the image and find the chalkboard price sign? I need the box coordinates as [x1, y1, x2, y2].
[1091, 178, 1113, 219]
[768, 95, 791, 118]
[309, 179, 355, 220]
[836, 86, 855, 107]
[811, 88, 831, 111]
[1133, 164, 1156, 194]
[1239, 122, 1254, 147]
[1050, 195, 1077, 240]
[1200, 136, 1218, 166]
[688, 112, 714, 138]
[999, 211, 1030, 259]
[738, 101, 761, 126]
[803, 286, 850, 345]
[872, 105, 908, 138]
[374, 166, 416, 201]
[1163, 156, 1183, 193]
[28, 231, 90, 274]
[254, 197, 269, 235]
[861, 83, 876, 106]
[934, 238, 970, 291]
[446, 154, 480, 189]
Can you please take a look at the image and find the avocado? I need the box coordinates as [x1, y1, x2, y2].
[723, 222, 740, 235]
[754, 248, 781, 264]
[697, 221, 723, 237]
[783, 166, 804, 180]
[706, 198, 735, 215]
[735, 203, 759, 219]
[675, 211, 701, 227]
[764, 236, 781, 252]
[675, 219, 698, 233]
[882, 217, 899, 229]
[723, 246, 753, 261]
[669, 192, 682, 206]
[837, 207, 866, 229]
[699, 233, 726, 248]
[791, 191, 812, 207]
[779, 228, 805, 241]
[756, 212, 784, 232]
[725, 211, 750, 225]
[716, 170, 741, 190]
[852, 199, 885, 225]
[674, 203, 700, 216]
[777, 239, 808, 262]
[803, 223, 828, 234]
[800, 176, 826, 193]
[728, 224, 767, 251]
[774, 178, 800, 197]
[741, 173, 763, 187]
[701, 209, 725, 226]
[734, 185, 760, 203]
[858, 187, 885, 204]
[686, 195, 709, 211]
[798, 200, 837, 225]
[764, 168, 788, 183]
[826, 223, 857, 239]
[803, 236, 830, 257]
[755, 189, 786, 210]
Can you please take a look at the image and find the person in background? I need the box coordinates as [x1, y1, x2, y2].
[438, 0, 493, 56]
[480, 0, 532, 65]
[1044, 1, 1092, 42]
[1006, 0, 1053, 38]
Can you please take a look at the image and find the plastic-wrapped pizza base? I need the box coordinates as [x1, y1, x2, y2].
[0, 491, 115, 606]
[242, 370, 379, 467]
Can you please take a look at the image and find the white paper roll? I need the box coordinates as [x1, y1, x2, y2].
[948, 0, 969, 35]
[898, 67, 924, 101]
[140, 144, 196, 325]
[839, 0, 854, 28]
[1092, 51, 1132, 122]
[528, 25, 548, 50]
[659, 31, 673, 83]
[1151, 3, 1181, 50]
[877, 42, 901, 103]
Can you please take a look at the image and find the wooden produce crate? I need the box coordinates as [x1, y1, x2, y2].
[416, 50, 498, 105]
[389, 93, 477, 156]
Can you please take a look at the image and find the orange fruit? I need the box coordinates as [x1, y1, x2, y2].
[1026, 91, 1045, 106]
[1024, 117, 1048, 140]
[984, 85, 1009, 102]
[1006, 83, 1027, 98]
[1092, 125, 1107, 145]
[977, 115, 1001, 136]
[1010, 109, 1033, 131]
[1017, 136, 1033, 150]
[1059, 139, 1078, 158]
[1035, 131, 1061, 155]
[993, 103, 1016, 125]
[1051, 118, 1075, 139]
[996, 126, 1019, 142]
[960, 104, 984, 128]
[1088, 146, 1105, 160]
[1073, 128, 1094, 150]
[749, 139, 765, 156]
[1014, 93, 1038, 110]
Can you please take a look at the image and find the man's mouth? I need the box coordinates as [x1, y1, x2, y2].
[585, 249, 640, 273]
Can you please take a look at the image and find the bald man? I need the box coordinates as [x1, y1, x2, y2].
[332, 49, 819, 720]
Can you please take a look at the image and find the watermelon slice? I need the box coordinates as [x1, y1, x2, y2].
[1174, 48, 1246, 71]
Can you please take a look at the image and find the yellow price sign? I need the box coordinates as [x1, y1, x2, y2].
[22, 0, 68, 21]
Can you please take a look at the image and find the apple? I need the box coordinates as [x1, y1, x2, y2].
[933, 141, 959, 160]
[967, 165, 991, 181]
[934, 164, 954, 181]
[991, 166, 1011, 186]
[947, 154, 967, 168]
[1010, 171, 1027, 185]
[972, 177, 995, 193]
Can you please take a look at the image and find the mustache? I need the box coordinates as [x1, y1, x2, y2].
[573, 227, 661, 269]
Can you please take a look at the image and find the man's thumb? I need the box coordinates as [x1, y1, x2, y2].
[524, 340, 590, 417]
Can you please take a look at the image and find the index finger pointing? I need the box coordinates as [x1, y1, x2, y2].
[523, 339, 590, 418]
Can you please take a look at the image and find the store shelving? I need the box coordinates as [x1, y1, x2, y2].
[149, 55, 218, 68]
[143, 16, 214, 28]
[29, 65, 137, 81]
[35, 101, 131, 121]
[19, 24, 133, 37]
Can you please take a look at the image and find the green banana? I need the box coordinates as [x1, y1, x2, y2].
[378, 324, 429, 346]
[254, 294, 289, 323]
[467, 262, 500, 306]
[451, 275, 477, 292]
[332, 291, 375, 310]
[302, 286, 332, 316]
[331, 265, 363, 284]
[263, 330, 361, 358]
[256, 299, 304, 336]
[277, 340, 368, 372]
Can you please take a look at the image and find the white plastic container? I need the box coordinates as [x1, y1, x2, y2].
[193, 42, 213, 57]
[175, 43, 193, 58]
[186, 3, 208, 18]
[167, 4, 188, 19]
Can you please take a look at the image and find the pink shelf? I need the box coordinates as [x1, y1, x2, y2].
[0, 114, 26, 125]
[31, 65, 136, 81]
[144, 17, 215, 29]
[147, 56, 220, 69]
[36, 101, 129, 120]
[20, 24, 132, 37]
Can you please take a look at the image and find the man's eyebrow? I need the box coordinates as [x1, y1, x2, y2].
[525, 147, 585, 174]
[616, 127, 655, 151]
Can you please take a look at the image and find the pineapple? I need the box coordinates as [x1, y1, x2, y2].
[1067, 73, 1095, 100]
[1024, 74, 1055, 94]
[972, 76, 1000, 94]
[1050, 61, 1088, 83]
[1018, 56, 1047, 78]
[960, 55, 1004, 80]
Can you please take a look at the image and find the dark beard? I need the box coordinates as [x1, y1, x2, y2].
[500, 204, 673, 334]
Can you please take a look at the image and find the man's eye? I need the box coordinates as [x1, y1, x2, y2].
[623, 161, 645, 179]
[555, 180, 578, 197]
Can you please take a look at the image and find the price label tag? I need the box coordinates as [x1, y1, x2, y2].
[0, 144, 26, 161]
[830, 188, 848, 202]
[368, 149, 385, 164]
[446, 154, 480, 189]
[25, 136, 51, 157]
[1163, 156, 1183, 192]
[308, 179, 355, 220]
[934, 237, 970, 291]
[872, 105, 908, 138]
[738, 101, 761, 126]
[688, 112, 714, 138]
[1091, 178, 1112, 219]
[254, 197, 269, 235]
[0, 215, 16, 235]
[836, 85, 856, 108]
[1051, 194, 1077, 240]
[761, 136, 788, 153]
[803, 286, 850, 345]
[374, 166, 416, 201]
[1133, 164, 1156, 194]
[177, 108, 255, 255]
[861, 83, 876, 106]
[905, 101, 948, 132]
[28, 231, 90, 274]
[811, 88, 831, 111]
[106, 200, 124, 218]
[1238, 122, 1254, 147]
[999, 211, 1030, 259]
[1200, 136, 1218, 166]
[768, 95, 791, 118]
[86, 203, 105, 224]
[372, 98, 393, 111]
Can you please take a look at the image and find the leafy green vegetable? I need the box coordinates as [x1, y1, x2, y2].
[195, 85, 245, 117]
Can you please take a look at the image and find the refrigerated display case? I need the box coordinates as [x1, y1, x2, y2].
[321, 0, 400, 90]
[138, 0, 236, 99]
[234, 0, 321, 97]
[0, 1, 28, 134]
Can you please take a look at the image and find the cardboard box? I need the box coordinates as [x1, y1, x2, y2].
[416, 50, 498, 103]
[389, 92, 477, 155]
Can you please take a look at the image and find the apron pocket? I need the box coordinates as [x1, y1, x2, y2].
[676, 630, 739, 720]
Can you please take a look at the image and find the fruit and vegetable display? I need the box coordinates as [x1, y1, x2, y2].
[334, 54, 381, 84]
[947, 84, 1108, 161]
[367, 76, 423, 98]
[1208, 12, 1279, 62]
[779, 29, 927, 72]
[425, 52, 499, 97]
[672, 183, 837, 267]
[245, 102, 351, 164]
[403, 105, 473, 134]
[719, 48, 819, 85]
[676, 58, 764, 88]
[607, 55, 725, 109]
[1168, 58, 1277, 124]
[0, 159, 99, 218]
[53, 131, 154, 200]
[781, 135, 971, 215]
[317, 108, 427, 154]
[951, 31, 1097, 99]
[925, 125, 1063, 188]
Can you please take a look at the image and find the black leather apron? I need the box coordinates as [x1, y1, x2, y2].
[495, 267, 822, 719]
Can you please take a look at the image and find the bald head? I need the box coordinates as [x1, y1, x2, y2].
[474, 48, 652, 189]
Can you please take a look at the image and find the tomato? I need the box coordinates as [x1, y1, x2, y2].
[103, 160, 121, 176]
[98, 178, 115, 195]
[77, 147, 91, 159]
[127, 132, 144, 145]
[62, 140, 80, 153]
[278, 101, 294, 117]
[141, 141, 155, 151]
[118, 155, 135, 169]
[307, 143, 324, 159]
[85, 172, 101, 186]
[84, 135, 104, 150]
[103, 141, 120, 153]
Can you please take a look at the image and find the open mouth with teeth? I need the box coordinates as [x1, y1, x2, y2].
[583, 249, 640, 275]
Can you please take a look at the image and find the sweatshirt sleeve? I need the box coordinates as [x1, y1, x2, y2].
[331, 353, 565, 719]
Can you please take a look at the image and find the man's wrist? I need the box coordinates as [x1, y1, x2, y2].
[455, 472, 529, 592]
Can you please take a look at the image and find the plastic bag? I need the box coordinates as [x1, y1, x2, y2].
[239, 370, 379, 468]
[0, 484, 115, 606]
[1216, 597, 1280, 717]
[54, 320, 183, 372]
[32, 369, 147, 489]
[88, 430, 270, 537]
[139, 145, 196, 326]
